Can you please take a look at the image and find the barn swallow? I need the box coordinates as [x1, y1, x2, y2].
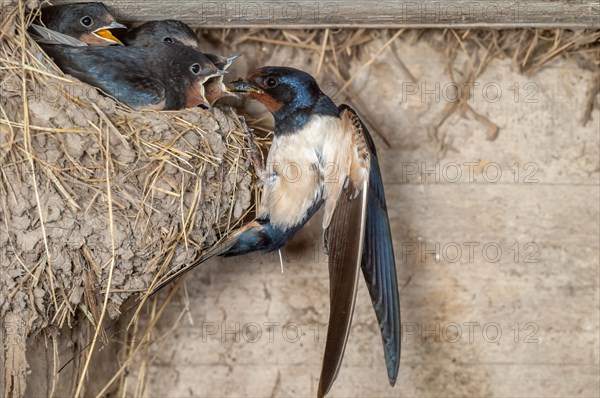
[41, 43, 223, 110]
[122, 20, 200, 48]
[38, 2, 126, 46]
[148, 67, 401, 397]
[122, 20, 239, 106]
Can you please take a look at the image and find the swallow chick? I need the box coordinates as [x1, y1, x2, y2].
[123, 20, 239, 106]
[122, 19, 199, 48]
[37, 2, 126, 46]
[148, 67, 401, 397]
[42, 43, 224, 110]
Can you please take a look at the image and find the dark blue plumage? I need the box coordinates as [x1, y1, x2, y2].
[242, 66, 339, 135]
[222, 200, 322, 257]
[344, 104, 401, 384]
[363, 161, 401, 383]
[41, 43, 219, 110]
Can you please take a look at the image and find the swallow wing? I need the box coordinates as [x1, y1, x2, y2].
[318, 109, 372, 397]
[30, 24, 87, 47]
[319, 174, 368, 398]
[112, 73, 167, 110]
[41, 45, 167, 110]
[340, 104, 401, 386]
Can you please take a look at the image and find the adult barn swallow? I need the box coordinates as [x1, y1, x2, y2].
[41, 43, 223, 110]
[123, 20, 239, 106]
[149, 67, 401, 397]
[38, 2, 126, 46]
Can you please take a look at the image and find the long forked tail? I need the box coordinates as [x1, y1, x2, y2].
[149, 196, 323, 296]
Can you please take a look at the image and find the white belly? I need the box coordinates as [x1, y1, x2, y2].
[259, 115, 345, 229]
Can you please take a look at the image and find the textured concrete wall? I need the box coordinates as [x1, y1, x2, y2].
[137, 36, 600, 397]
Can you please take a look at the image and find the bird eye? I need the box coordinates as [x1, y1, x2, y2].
[80, 16, 93, 27]
[163, 37, 174, 43]
[190, 63, 201, 75]
[264, 76, 278, 88]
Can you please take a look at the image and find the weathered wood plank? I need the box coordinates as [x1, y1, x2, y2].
[7, 0, 599, 28]
[144, 363, 600, 397]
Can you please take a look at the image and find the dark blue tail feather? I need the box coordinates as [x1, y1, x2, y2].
[223, 200, 323, 256]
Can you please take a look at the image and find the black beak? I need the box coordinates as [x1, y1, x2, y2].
[228, 79, 261, 93]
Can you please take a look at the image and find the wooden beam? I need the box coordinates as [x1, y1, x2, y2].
[6, 0, 599, 29]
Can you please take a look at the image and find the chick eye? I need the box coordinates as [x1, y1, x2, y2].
[264, 76, 278, 88]
[80, 16, 93, 27]
[190, 63, 201, 75]
[163, 37, 174, 43]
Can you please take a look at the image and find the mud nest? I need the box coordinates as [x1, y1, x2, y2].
[0, 2, 255, 395]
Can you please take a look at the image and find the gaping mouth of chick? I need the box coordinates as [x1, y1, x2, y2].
[93, 21, 126, 45]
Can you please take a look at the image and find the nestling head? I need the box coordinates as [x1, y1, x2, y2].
[126, 20, 200, 48]
[40, 2, 126, 46]
[163, 44, 223, 108]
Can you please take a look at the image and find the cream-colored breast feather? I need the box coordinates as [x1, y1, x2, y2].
[258, 116, 330, 228]
[258, 113, 368, 230]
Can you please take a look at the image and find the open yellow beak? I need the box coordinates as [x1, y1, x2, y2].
[94, 29, 123, 45]
[93, 21, 126, 45]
